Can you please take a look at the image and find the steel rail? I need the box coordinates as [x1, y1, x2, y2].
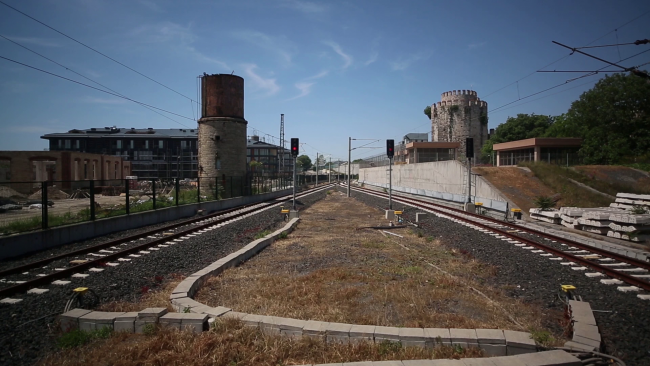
[349, 186, 650, 291]
[352, 185, 650, 270]
[0, 184, 335, 297]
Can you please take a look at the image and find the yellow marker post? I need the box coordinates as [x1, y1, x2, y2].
[394, 211, 403, 215]
[73, 287, 89, 294]
[561, 285, 576, 292]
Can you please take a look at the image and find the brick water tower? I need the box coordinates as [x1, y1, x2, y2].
[198, 74, 248, 179]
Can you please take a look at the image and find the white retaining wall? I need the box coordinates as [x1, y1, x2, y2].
[359, 161, 511, 212]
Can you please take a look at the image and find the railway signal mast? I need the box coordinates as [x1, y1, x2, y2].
[291, 138, 299, 212]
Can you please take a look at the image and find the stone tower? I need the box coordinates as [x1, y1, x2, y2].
[431, 90, 488, 161]
[198, 74, 247, 179]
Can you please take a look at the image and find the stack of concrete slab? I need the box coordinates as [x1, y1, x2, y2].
[559, 207, 584, 229]
[159, 312, 208, 333]
[576, 209, 616, 235]
[564, 300, 601, 352]
[607, 212, 650, 242]
[529, 208, 561, 224]
[609, 193, 650, 211]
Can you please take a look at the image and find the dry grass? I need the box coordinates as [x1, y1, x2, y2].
[196, 191, 562, 334]
[40, 318, 483, 366]
[95, 274, 183, 313]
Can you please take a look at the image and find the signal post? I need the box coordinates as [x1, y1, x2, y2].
[290, 138, 300, 218]
[385, 139, 396, 221]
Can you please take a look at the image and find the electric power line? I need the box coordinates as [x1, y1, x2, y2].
[0, 55, 195, 121]
[0, 34, 192, 128]
[0, 0, 201, 109]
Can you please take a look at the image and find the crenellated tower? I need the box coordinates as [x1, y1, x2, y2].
[431, 90, 488, 161]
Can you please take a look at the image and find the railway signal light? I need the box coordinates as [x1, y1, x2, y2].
[291, 138, 299, 157]
[465, 137, 474, 158]
[386, 139, 394, 158]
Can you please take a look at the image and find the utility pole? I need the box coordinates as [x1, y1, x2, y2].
[279, 114, 284, 175]
[466, 157, 472, 203]
[329, 156, 331, 183]
[316, 152, 318, 187]
[347, 137, 351, 197]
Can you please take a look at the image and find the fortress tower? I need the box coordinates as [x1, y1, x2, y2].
[198, 74, 247, 179]
[431, 90, 488, 161]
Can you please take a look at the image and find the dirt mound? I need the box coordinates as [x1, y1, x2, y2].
[473, 167, 555, 213]
[28, 187, 69, 200]
[574, 166, 650, 194]
[0, 185, 26, 199]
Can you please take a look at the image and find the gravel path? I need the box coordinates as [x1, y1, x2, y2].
[345, 186, 650, 366]
[0, 190, 328, 366]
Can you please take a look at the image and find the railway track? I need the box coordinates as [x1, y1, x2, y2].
[0, 184, 335, 301]
[347, 184, 650, 299]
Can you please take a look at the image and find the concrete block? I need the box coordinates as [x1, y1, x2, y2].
[571, 335, 600, 350]
[326, 322, 352, 344]
[401, 360, 436, 366]
[424, 328, 451, 346]
[138, 308, 168, 319]
[274, 316, 305, 337]
[259, 316, 281, 335]
[180, 313, 208, 333]
[572, 323, 600, 342]
[241, 313, 265, 328]
[513, 349, 582, 366]
[135, 319, 157, 333]
[59, 308, 92, 331]
[303, 320, 328, 339]
[372, 361, 404, 366]
[570, 313, 596, 326]
[374, 326, 400, 342]
[399, 327, 426, 347]
[221, 311, 247, 320]
[113, 312, 138, 333]
[415, 213, 426, 222]
[449, 328, 477, 345]
[79, 311, 125, 331]
[201, 306, 231, 318]
[428, 360, 463, 366]
[503, 330, 535, 350]
[349, 324, 375, 343]
[479, 344, 506, 356]
[476, 329, 505, 344]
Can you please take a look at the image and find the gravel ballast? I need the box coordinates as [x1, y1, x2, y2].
[0, 189, 328, 366]
[345, 187, 650, 366]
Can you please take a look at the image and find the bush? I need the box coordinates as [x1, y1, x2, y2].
[533, 195, 555, 210]
[57, 327, 112, 349]
[630, 205, 648, 214]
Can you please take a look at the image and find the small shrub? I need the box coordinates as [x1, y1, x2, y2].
[142, 323, 157, 336]
[533, 195, 555, 210]
[378, 340, 402, 355]
[254, 230, 271, 239]
[183, 307, 191, 313]
[326, 190, 332, 195]
[278, 232, 288, 239]
[426, 236, 434, 243]
[530, 329, 555, 347]
[630, 205, 648, 214]
[57, 326, 113, 349]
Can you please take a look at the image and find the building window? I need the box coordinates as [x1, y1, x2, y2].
[57, 140, 62, 149]
[130, 140, 134, 149]
[75, 140, 80, 149]
[158, 140, 163, 149]
[181, 141, 187, 149]
[84, 161, 88, 179]
[65, 139, 71, 149]
[145, 140, 149, 149]
[116, 140, 122, 149]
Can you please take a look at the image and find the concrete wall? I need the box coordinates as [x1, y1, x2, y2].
[0, 188, 292, 260]
[359, 160, 512, 211]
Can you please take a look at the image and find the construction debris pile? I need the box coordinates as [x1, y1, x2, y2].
[530, 193, 650, 243]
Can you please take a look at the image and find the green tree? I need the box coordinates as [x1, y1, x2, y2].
[546, 73, 650, 164]
[296, 155, 312, 172]
[424, 105, 431, 119]
[352, 159, 365, 163]
[480, 113, 555, 160]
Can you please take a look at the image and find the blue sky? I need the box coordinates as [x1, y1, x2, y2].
[1, 0, 649, 163]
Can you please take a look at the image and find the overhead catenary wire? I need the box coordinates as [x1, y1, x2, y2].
[0, 55, 195, 121]
[0, 34, 192, 128]
[0, 0, 201, 107]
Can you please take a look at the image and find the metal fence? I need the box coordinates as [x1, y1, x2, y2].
[0, 173, 293, 235]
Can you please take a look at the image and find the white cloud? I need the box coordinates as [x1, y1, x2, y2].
[3, 36, 60, 47]
[137, 0, 164, 12]
[231, 30, 295, 65]
[305, 70, 329, 80]
[468, 42, 487, 50]
[279, 0, 327, 13]
[323, 41, 353, 69]
[365, 51, 378, 66]
[286, 82, 314, 101]
[242, 64, 280, 96]
[127, 22, 229, 70]
[389, 51, 431, 71]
